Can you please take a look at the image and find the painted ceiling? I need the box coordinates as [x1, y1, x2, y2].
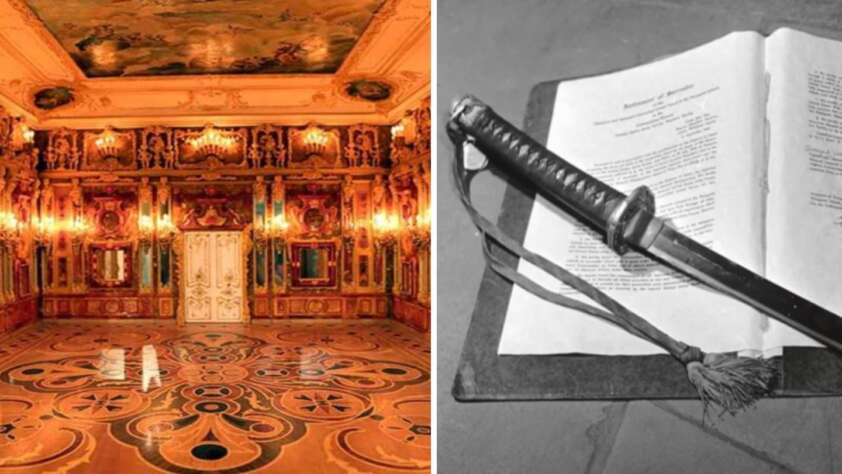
[23, 0, 388, 77]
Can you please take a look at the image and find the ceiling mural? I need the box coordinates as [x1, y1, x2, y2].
[23, 0, 388, 77]
[0, 0, 430, 126]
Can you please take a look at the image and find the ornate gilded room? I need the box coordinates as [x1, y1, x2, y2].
[0, 0, 430, 472]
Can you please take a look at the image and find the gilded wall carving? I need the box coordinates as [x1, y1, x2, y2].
[0, 107, 38, 333]
[175, 126, 249, 169]
[81, 127, 136, 170]
[84, 187, 137, 240]
[250, 124, 286, 168]
[174, 185, 252, 231]
[387, 97, 431, 330]
[287, 124, 343, 168]
[285, 184, 341, 239]
[45, 128, 79, 170]
[345, 125, 382, 166]
[0, 96, 430, 330]
[33, 119, 411, 322]
[42, 122, 391, 172]
[139, 126, 175, 169]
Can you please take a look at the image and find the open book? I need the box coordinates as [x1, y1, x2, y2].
[499, 28, 842, 357]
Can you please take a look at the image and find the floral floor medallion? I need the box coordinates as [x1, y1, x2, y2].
[0, 319, 430, 473]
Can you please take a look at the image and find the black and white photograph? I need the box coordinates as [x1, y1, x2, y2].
[438, 1, 842, 473]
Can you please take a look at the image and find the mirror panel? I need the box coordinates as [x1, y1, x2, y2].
[272, 239, 285, 291]
[139, 244, 153, 292]
[290, 242, 337, 288]
[88, 244, 133, 289]
[300, 247, 329, 279]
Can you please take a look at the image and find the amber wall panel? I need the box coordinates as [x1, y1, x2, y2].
[393, 295, 430, 332]
[389, 98, 431, 331]
[0, 109, 38, 334]
[42, 295, 161, 319]
[0, 297, 37, 333]
[261, 294, 388, 319]
[36, 121, 397, 322]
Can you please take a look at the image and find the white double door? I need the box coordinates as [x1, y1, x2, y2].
[184, 231, 244, 323]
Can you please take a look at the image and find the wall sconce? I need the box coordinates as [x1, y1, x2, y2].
[95, 126, 120, 158]
[188, 124, 235, 157]
[253, 215, 266, 239]
[156, 215, 177, 240]
[410, 208, 431, 246]
[390, 122, 405, 140]
[67, 216, 91, 242]
[32, 215, 55, 244]
[138, 214, 178, 241]
[267, 214, 290, 241]
[342, 219, 357, 247]
[302, 125, 328, 156]
[138, 214, 154, 241]
[11, 121, 34, 151]
[0, 211, 21, 242]
[372, 211, 400, 247]
[418, 208, 431, 228]
[391, 116, 417, 144]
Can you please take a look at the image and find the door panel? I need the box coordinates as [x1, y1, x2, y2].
[184, 232, 243, 323]
[214, 233, 244, 322]
[185, 233, 213, 322]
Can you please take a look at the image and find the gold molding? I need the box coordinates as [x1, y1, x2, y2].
[173, 231, 185, 325]
[242, 225, 252, 324]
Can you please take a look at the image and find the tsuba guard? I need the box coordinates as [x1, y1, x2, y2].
[606, 185, 656, 255]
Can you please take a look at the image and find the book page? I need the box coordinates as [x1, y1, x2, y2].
[763, 28, 842, 349]
[498, 31, 767, 355]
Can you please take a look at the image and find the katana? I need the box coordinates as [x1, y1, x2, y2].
[448, 95, 842, 353]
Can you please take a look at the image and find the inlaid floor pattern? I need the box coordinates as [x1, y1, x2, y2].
[0, 320, 430, 473]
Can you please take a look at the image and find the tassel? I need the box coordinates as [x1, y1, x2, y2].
[684, 351, 778, 418]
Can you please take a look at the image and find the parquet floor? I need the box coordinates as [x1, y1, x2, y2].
[0, 319, 430, 473]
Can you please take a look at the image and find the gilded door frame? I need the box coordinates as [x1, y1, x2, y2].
[175, 225, 252, 324]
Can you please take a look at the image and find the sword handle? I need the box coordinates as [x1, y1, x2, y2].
[449, 95, 643, 248]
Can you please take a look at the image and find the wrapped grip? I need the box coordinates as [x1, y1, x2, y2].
[449, 95, 626, 233]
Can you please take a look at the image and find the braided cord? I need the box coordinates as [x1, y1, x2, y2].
[452, 143, 693, 360]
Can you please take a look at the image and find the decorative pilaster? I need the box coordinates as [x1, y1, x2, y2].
[253, 176, 269, 295]
[138, 177, 154, 294]
[270, 175, 286, 294]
